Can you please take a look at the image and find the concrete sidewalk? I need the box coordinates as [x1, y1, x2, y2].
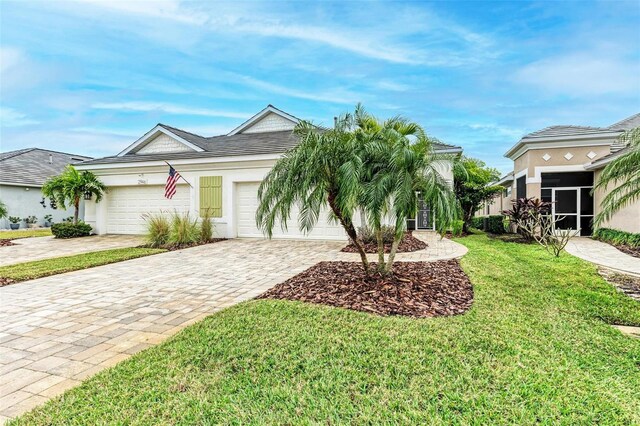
[565, 237, 640, 277]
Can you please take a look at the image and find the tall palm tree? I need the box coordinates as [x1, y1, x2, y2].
[357, 109, 459, 274]
[593, 127, 640, 227]
[0, 200, 7, 220]
[256, 119, 370, 271]
[42, 165, 106, 225]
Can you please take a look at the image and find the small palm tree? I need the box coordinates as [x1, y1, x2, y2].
[593, 127, 640, 227]
[42, 165, 106, 225]
[257, 119, 370, 271]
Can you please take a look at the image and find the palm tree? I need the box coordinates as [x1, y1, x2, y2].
[356, 108, 459, 274]
[593, 127, 640, 227]
[42, 165, 106, 225]
[256, 119, 370, 271]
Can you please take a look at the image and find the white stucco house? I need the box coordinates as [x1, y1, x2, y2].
[77, 105, 462, 240]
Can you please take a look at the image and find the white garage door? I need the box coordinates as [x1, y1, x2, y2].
[236, 182, 347, 240]
[106, 185, 190, 234]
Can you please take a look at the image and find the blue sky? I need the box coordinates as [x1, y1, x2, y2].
[1, 0, 639, 173]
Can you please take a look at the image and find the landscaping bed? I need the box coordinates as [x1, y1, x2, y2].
[341, 232, 427, 253]
[0, 239, 16, 247]
[157, 238, 227, 251]
[257, 260, 472, 318]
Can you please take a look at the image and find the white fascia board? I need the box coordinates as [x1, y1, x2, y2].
[504, 132, 621, 160]
[227, 105, 300, 135]
[0, 181, 42, 188]
[434, 147, 463, 154]
[75, 153, 282, 171]
[117, 125, 205, 156]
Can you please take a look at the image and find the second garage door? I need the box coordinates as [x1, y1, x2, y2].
[236, 182, 347, 240]
[106, 185, 190, 234]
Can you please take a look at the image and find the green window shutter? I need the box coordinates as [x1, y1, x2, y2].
[199, 176, 222, 217]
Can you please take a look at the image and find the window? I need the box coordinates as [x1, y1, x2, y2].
[516, 176, 526, 199]
[199, 176, 222, 217]
[541, 172, 593, 188]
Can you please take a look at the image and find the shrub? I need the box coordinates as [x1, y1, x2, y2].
[593, 228, 640, 248]
[471, 216, 484, 230]
[200, 208, 214, 243]
[51, 222, 92, 238]
[503, 198, 551, 242]
[167, 211, 200, 247]
[142, 212, 170, 248]
[357, 225, 395, 245]
[485, 215, 506, 234]
[8, 216, 21, 224]
[451, 220, 464, 237]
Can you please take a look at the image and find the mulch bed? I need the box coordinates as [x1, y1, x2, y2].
[0, 239, 16, 247]
[614, 245, 640, 259]
[599, 268, 640, 301]
[341, 232, 427, 254]
[257, 260, 473, 318]
[142, 238, 227, 251]
[0, 277, 16, 287]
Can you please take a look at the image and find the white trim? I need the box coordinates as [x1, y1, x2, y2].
[528, 165, 587, 184]
[514, 168, 527, 179]
[117, 125, 205, 156]
[227, 105, 300, 135]
[75, 153, 282, 171]
[0, 181, 42, 188]
[505, 135, 619, 160]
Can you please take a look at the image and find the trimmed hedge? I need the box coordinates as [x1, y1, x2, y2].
[51, 222, 92, 239]
[471, 215, 506, 234]
[593, 228, 640, 248]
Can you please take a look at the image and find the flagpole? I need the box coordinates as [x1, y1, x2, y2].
[164, 161, 193, 188]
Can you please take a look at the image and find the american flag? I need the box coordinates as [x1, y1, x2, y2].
[164, 166, 181, 199]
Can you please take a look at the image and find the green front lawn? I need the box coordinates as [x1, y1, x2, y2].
[0, 228, 52, 239]
[12, 234, 640, 424]
[0, 247, 165, 283]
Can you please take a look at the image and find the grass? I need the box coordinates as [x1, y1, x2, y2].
[11, 234, 640, 425]
[0, 247, 165, 282]
[0, 228, 52, 239]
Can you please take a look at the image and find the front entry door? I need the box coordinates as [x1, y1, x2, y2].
[552, 188, 579, 233]
[416, 197, 432, 230]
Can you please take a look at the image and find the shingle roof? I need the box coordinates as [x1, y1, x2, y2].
[607, 113, 640, 131]
[0, 148, 92, 186]
[521, 125, 607, 139]
[78, 125, 462, 167]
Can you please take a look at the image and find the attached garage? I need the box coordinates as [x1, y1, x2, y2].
[235, 182, 347, 240]
[105, 185, 189, 234]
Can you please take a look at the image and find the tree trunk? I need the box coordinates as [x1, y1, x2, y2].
[383, 231, 402, 275]
[73, 197, 80, 225]
[327, 193, 370, 273]
[376, 227, 385, 272]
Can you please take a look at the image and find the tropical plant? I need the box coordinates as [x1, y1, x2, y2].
[593, 127, 640, 227]
[503, 197, 551, 242]
[200, 208, 214, 243]
[24, 215, 38, 225]
[354, 107, 459, 274]
[0, 200, 7, 219]
[142, 212, 171, 248]
[257, 118, 370, 271]
[453, 157, 502, 233]
[42, 165, 106, 225]
[593, 228, 640, 249]
[516, 212, 578, 257]
[357, 225, 395, 245]
[451, 220, 464, 237]
[8, 216, 21, 224]
[167, 211, 200, 247]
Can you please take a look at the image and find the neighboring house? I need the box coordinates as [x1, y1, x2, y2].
[76, 105, 462, 239]
[0, 148, 93, 229]
[482, 113, 640, 235]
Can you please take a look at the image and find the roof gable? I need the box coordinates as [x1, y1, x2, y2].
[227, 105, 300, 135]
[118, 125, 205, 156]
[608, 113, 640, 131]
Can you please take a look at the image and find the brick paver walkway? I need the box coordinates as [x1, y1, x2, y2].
[0, 234, 466, 422]
[0, 235, 143, 267]
[565, 237, 640, 277]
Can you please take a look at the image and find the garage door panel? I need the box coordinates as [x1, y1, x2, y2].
[106, 185, 189, 235]
[236, 182, 346, 240]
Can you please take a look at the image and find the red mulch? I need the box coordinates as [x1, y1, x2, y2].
[0, 277, 16, 287]
[0, 239, 16, 247]
[341, 232, 427, 254]
[257, 260, 473, 318]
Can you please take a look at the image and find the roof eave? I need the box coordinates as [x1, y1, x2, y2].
[117, 125, 205, 156]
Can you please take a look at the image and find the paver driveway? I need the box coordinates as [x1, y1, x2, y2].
[0, 234, 466, 421]
[0, 235, 143, 267]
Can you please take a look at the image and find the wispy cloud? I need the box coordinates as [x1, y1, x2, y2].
[91, 102, 251, 119]
[0, 107, 39, 127]
[237, 75, 361, 105]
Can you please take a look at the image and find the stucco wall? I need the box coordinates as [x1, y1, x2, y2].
[0, 184, 82, 229]
[593, 169, 640, 234]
